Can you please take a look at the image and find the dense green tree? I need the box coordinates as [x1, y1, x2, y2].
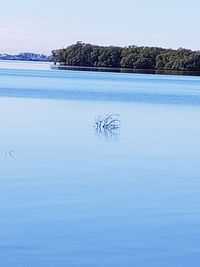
[51, 42, 200, 71]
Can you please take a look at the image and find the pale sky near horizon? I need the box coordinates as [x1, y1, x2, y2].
[0, 0, 199, 55]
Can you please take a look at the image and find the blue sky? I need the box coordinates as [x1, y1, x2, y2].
[0, 0, 199, 54]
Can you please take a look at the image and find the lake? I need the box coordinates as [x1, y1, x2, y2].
[0, 61, 200, 267]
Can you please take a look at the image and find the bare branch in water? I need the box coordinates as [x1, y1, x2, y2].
[94, 113, 121, 139]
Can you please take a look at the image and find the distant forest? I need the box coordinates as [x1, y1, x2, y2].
[51, 42, 200, 71]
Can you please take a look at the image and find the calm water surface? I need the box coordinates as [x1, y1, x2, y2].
[0, 61, 200, 266]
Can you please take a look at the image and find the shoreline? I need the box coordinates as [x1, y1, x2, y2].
[1, 60, 200, 77]
[51, 64, 200, 77]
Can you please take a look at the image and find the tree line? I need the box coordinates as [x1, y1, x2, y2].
[51, 42, 200, 71]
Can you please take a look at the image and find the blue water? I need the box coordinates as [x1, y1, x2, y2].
[0, 61, 200, 266]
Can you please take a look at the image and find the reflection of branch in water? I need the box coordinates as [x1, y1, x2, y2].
[5, 150, 15, 158]
[94, 114, 121, 139]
